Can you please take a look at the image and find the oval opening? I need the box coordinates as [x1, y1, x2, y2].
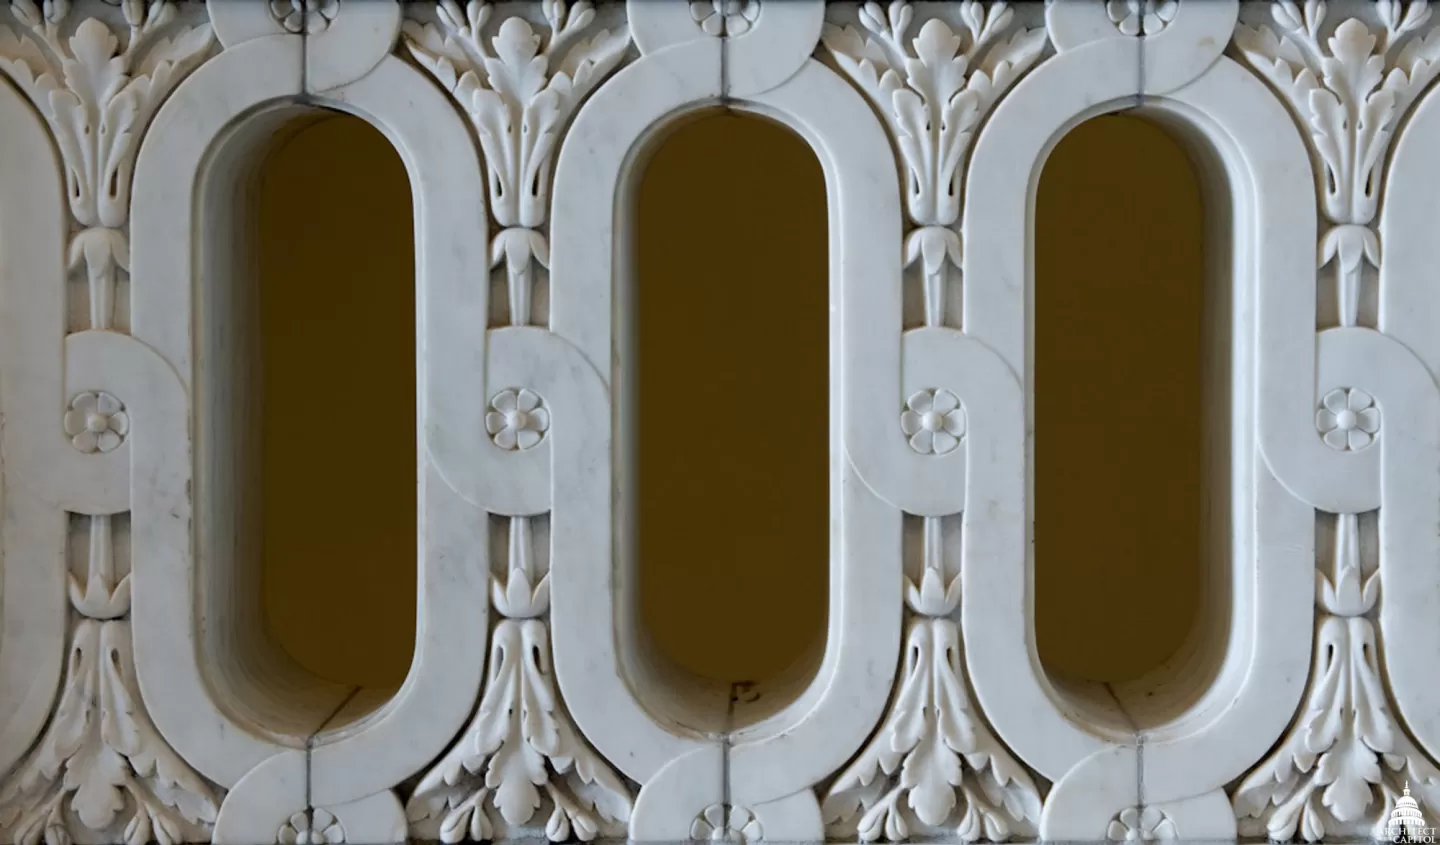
[198, 112, 416, 742]
[1033, 114, 1227, 730]
[623, 110, 829, 733]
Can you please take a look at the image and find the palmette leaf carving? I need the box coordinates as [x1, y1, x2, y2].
[403, 620, 632, 844]
[822, 1, 1043, 326]
[0, 0, 213, 330]
[0, 620, 220, 845]
[1234, 1, 1440, 324]
[1232, 514, 1440, 841]
[822, 617, 1041, 843]
[403, 1, 628, 326]
[407, 518, 630, 843]
[0, 516, 220, 845]
[402, 0, 628, 230]
[820, 1, 1044, 230]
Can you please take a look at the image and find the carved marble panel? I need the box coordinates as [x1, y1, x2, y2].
[0, 1, 1438, 843]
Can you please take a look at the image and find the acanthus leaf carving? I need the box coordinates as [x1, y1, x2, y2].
[1234, 0, 1440, 326]
[825, 518, 1040, 842]
[0, 515, 220, 845]
[0, 0, 213, 331]
[822, 1, 1044, 327]
[403, 1, 629, 327]
[1231, 513, 1440, 841]
[406, 517, 631, 843]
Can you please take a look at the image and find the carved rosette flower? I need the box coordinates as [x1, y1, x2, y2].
[901, 388, 965, 455]
[486, 388, 550, 451]
[1105, 0, 1177, 36]
[269, 0, 339, 35]
[690, 0, 760, 37]
[1316, 387, 1380, 451]
[1107, 807, 1178, 842]
[278, 809, 346, 845]
[691, 804, 762, 843]
[64, 390, 128, 454]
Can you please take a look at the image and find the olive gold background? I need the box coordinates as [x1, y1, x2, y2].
[254, 110, 1206, 693]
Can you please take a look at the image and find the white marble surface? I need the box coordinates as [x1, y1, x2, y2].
[1, 1, 1439, 842]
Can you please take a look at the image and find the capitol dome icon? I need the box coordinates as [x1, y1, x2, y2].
[1389, 783, 1429, 843]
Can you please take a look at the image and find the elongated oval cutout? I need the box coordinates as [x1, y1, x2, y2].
[1034, 115, 1222, 725]
[198, 112, 416, 740]
[626, 110, 828, 731]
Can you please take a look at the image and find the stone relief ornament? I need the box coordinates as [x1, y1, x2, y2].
[900, 388, 966, 456]
[1315, 387, 1381, 452]
[405, 518, 632, 843]
[690, 805, 762, 844]
[0, 0, 212, 331]
[1234, 0, 1440, 326]
[821, 1, 1045, 327]
[690, 0, 759, 37]
[277, 809, 346, 845]
[402, 0, 629, 327]
[486, 388, 551, 451]
[268, 0, 338, 35]
[1107, 807, 1179, 842]
[1231, 513, 1440, 841]
[63, 390, 128, 454]
[1106, 0, 1177, 36]
[0, 516, 220, 845]
[822, 518, 1041, 842]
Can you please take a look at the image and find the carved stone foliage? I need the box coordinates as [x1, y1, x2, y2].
[823, 518, 1041, 842]
[0, 516, 220, 845]
[405, 518, 632, 843]
[1234, 0, 1440, 326]
[1107, 807, 1178, 842]
[278, 809, 345, 845]
[690, 805, 761, 844]
[822, 1, 1045, 327]
[1232, 513, 1440, 842]
[402, 0, 629, 327]
[690, 0, 759, 37]
[0, 0, 212, 331]
[1106, 0, 1177, 36]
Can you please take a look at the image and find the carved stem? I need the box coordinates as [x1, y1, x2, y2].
[507, 257, 532, 327]
[922, 515, 942, 575]
[88, 513, 113, 586]
[923, 261, 946, 329]
[509, 515, 532, 580]
[1338, 258, 1361, 329]
[88, 258, 116, 331]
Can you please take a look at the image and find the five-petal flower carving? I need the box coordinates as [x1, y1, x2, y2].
[1106, 0, 1177, 36]
[1316, 388, 1380, 451]
[278, 809, 345, 845]
[901, 388, 966, 455]
[690, 0, 760, 37]
[1107, 807, 1178, 842]
[691, 804, 762, 843]
[269, 0, 339, 34]
[64, 391, 128, 454]
[486, 388, 550, 451]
